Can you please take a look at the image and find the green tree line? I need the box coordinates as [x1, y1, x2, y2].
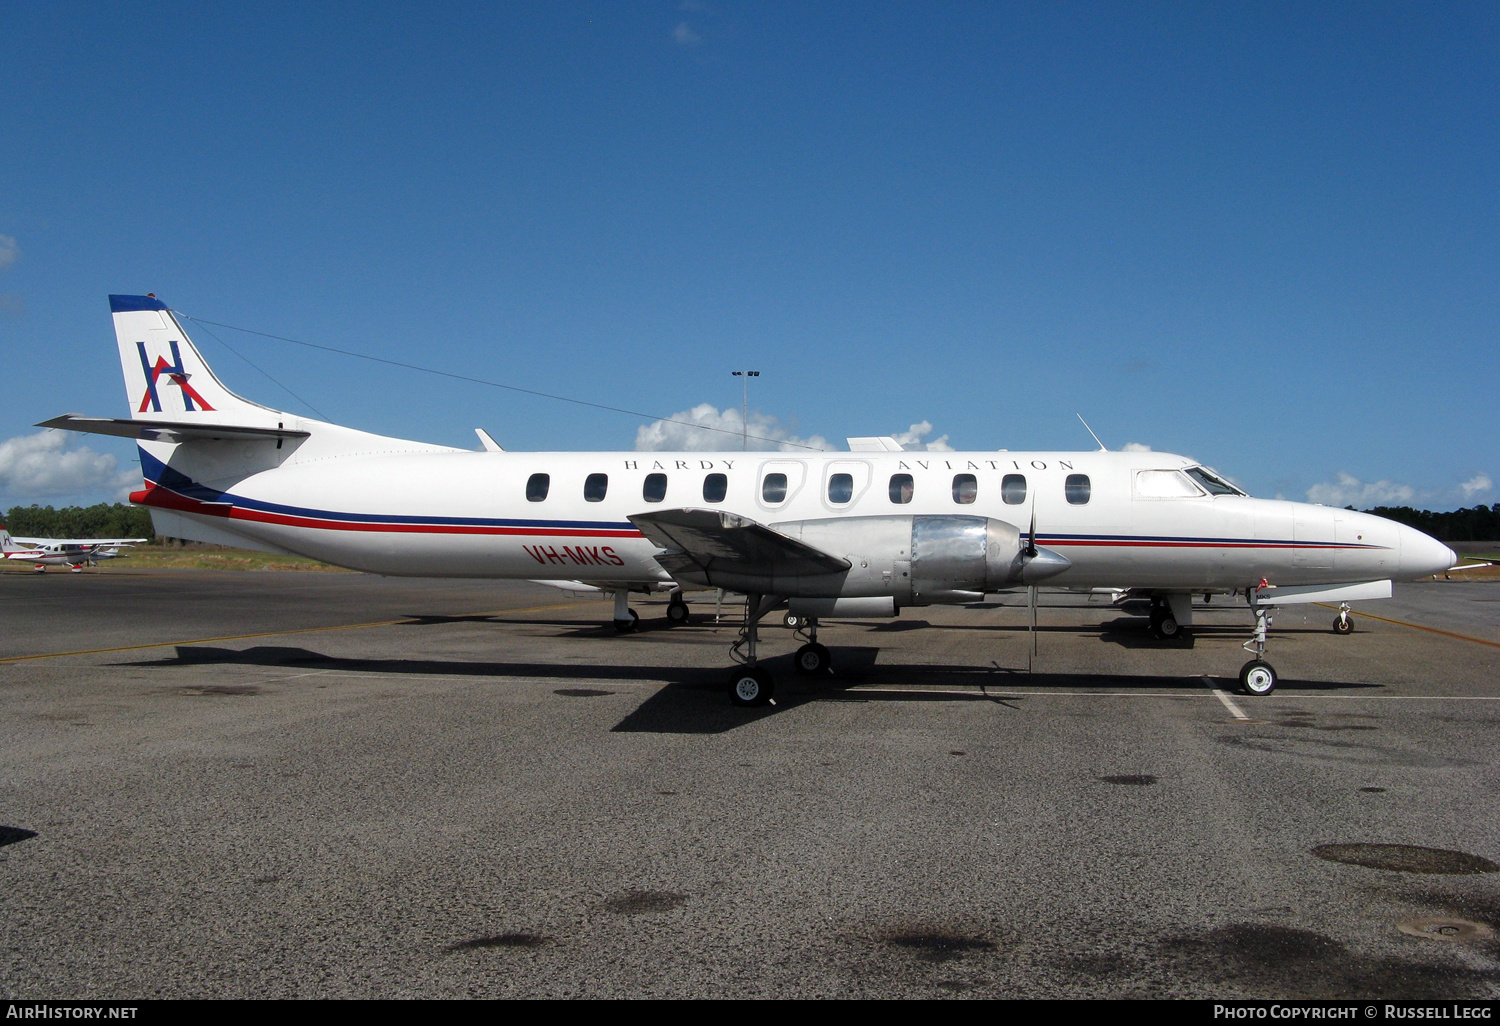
[3, 503, 155, 539]
[1362, 504, 1500, 542]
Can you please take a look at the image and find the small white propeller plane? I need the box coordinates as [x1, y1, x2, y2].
[1, 526, 147, 572]
[39, 295, 1457, 705]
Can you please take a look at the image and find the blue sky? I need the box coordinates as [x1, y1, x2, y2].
[1, 1, 1495, 510]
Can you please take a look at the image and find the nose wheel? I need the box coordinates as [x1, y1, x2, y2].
[1239, 659, 1277, 696]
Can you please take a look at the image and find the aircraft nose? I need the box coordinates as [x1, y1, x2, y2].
[1399, 526, 1457, 579]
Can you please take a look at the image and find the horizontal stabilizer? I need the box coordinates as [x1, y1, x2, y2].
[37, 415, 310, 444]
[629, 508, 851, 582]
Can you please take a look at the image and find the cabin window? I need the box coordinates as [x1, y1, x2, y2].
[526, 473, 550, 502]
[703, 473, 728, 503]
[889, 473, 913, 504]
[952, 474, 977, 504]
[762, 473, 788, 503]
[1065, 473, 1091, 505]
[643, 473, 667, 503]
[827, 473, 854, 504]
[1002, 474, 1027, 505]
[584, 473, 608, 502]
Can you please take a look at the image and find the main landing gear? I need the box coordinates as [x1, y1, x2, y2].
[727, 593, 779, 707]
[792, 617, 830, 676]
[612, 590, 640, 633]
[1332, 602, 1354, 635]
[1147, 593, 1192, 645]
[1239, 587, 1278, 696]
[665, 591, 691, 626]
[726, 599, 835, 706]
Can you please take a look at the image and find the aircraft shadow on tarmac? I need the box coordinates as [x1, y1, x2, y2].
[119, 642, 1381, 735]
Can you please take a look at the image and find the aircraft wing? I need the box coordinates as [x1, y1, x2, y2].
[629, 508, 851, 581]
[12, 538, 148, 547]
[37, 415, 310, 444]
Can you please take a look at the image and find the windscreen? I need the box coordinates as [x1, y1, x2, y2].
[1185, 466, 1246, 496]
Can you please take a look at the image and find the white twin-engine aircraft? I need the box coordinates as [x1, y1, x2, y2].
[40, 295, 1457, 706]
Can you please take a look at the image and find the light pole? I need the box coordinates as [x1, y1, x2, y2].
[731, 370, 759, 450]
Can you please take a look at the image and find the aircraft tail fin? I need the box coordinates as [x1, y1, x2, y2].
[110, 295, 284, 426]
[0, 525, 13, 553]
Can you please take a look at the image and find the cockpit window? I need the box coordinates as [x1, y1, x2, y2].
[1185, 466, 1246, 496]
[1135, 469, 1203, 498]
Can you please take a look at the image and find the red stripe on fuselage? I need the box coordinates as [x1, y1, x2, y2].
[132, 483, 643, 539]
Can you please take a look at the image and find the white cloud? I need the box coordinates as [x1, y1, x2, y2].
[673, 21, 701, 46]
[890, 421, 952, 452]
[0, 432, 138, 504]
[1122, 442, 1152, 452]
[1459, 474, 1492, 502]
[0, 235, 17, 271]
[1306, 472, 1415, 507]
[635, 404, 829, 452]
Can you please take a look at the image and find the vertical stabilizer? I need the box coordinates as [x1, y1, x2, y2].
[110, 295, 284, 426]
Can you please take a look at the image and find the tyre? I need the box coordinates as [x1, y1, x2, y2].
[728, 667, 775, 707]
[794, 642, 830, 676]
[1239, 660, 1277, 696]
[666, 601, 690, 625]
[783, 612, 803, 630]
[1332, 616, 1353, 635]
[613, 608, 639, 633]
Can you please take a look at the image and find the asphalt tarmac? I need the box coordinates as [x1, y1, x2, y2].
[2, 570, 1497, 999]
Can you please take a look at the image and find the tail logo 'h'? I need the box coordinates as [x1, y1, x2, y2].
[136, 340, 214, 413]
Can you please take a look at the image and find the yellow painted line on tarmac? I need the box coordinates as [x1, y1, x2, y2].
[1316, 603, 1500, 649]
[0, 600, 598, 664]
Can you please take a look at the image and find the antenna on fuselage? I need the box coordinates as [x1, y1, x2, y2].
[1076, 414, 1107, 452]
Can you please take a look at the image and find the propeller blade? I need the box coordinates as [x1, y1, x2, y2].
[1027, 584, 1037, 672]
[1026, 509, 1038, 558]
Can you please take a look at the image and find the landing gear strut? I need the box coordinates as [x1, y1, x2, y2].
[793, 616, 830, 676]
[1239, 587, 1278, 696]
[727, 593, 779, 707]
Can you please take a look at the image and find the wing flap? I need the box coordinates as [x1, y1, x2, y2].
[629, 508, 850, 581]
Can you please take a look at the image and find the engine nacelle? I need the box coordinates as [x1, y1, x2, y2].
[770, 514, 1069, 606]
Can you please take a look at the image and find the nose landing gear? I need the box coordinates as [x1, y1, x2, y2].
[1239, 588, 1278, 695]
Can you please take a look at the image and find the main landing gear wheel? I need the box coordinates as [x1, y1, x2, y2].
[614, 608, 640, 633]
[728, 666, 775, 707]
[1333, 615, 1353, 635]
[794, 642, 830, 676]
[666, 599, 690, 625]
[1239, 660, 1277, 696]
[1151, 612, 1182, 639]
